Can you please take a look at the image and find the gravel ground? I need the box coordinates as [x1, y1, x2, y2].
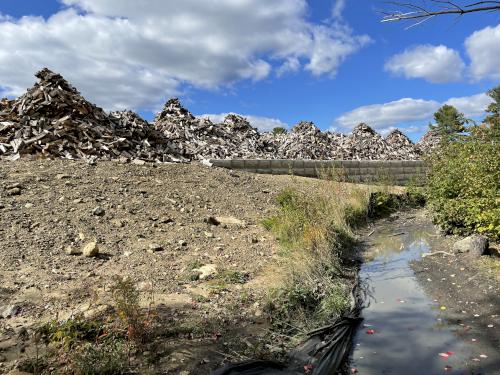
[0, 159, 339, 374]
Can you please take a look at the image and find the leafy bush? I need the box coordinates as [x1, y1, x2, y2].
[425, 126, 499, 239]
[73, 341, 127, 375]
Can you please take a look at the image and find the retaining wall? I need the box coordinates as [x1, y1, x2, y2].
[209, 159, 426, 186]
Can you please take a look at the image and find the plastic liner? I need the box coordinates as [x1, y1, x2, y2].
[211, 308, 363, 375]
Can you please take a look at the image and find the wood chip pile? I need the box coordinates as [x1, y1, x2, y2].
[0, 68, 431, 163]
[415, 130, 442, 154]
[0, 69, 183, 162]
[154, 99, 275, 160]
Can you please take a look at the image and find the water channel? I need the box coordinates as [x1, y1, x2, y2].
[352, 219, 495, 375]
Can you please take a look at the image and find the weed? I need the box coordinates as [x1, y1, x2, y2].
[72, 340, 127, 375]
[111, 276, 151, 345]
[218, 269, 248, 284]
[38, 316, 104, 349]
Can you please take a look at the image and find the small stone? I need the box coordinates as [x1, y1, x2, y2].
[65, 246, 81, 255]
[132, 159, 146, 165]
[178, 240, 188, 247]
[82, 242, 99, 257]
[92, 206, 105, 216]
[111, 219, 125, 228]
[24, 203, 34, 209]
[56, 174, 71, 180]
[123, 251, 132, 257]
[1, 305, 20, 319]
[251, 237, 259, 244]
[193, 264, 218, 280]
[73, 198, 83, 204]
[7, 187, 21, 196]
[148, 243, 164, 253]
[204, 231, 215, 238]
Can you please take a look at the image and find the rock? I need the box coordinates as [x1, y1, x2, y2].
[192, 264, 218, 280]
[148, 243, 164, 253]
[216, 216, 246, 226]
[92, 206, 105, 216]
[65, 246, 81, 256]
[82, 242, 99, 257]
[7, 187, 21, 196]
[1, 305, 20, 319]
[204, 231, 215, 238]
[178, 240, 188, 247]
[24, 203, 33, 209]
[453, 235, 488, 257]
[111, 219, 125, 228]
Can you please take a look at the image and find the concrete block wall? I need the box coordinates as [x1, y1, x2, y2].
[209, 159, 426, 186]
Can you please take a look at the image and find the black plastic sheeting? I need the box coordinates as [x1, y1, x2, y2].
[211, 306, 363, 375]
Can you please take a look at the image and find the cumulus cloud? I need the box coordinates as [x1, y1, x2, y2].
[0, 0, 370, 111]
[385, 45, 465, 83]
[333, 93, 492, 134]
[200, 113, 289, 133]
[465, 24, 500, 81]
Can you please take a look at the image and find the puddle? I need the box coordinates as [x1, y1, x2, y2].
[352, 222, 489, 375]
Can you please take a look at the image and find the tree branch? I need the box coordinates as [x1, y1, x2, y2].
[381, 1, 500, 23]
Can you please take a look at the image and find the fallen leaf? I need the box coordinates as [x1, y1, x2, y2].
[366, 329, 376, 335]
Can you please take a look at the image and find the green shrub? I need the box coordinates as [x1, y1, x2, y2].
[39, 316, 104, 349]
[73, 341, 127, 375]
[425, 126, 499, 240]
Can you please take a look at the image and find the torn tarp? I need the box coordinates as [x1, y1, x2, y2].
[211, 309, 363, 375]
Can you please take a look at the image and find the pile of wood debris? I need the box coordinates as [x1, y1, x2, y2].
[0, 69, 183, 162]
[416, 129, 442, 154]
[1, 68, 433, 163]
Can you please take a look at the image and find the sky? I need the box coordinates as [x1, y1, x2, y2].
[0, 0, 498, 141]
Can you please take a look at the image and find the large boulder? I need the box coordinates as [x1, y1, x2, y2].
[453, 235, 488, 257]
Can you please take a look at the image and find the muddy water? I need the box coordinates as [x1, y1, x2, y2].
[351, 220, 490, 375]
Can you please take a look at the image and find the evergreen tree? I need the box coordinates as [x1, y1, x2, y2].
[429, 105, 467, 140]
[484, 86, 499, 129]
[272, 127, 287, 135]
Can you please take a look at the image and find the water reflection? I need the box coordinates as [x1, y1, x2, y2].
[352, 224, 489, 375]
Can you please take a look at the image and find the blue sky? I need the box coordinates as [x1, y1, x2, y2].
[0, 0, 498, 141]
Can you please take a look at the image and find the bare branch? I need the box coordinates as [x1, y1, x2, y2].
[381, 1, 500, 23]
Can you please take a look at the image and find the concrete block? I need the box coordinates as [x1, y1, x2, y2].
[257, 159, 272, 168]
[292, 160, 305, 169]
[340, 160, 360, 168]
[231, 159, 245, 169]
[244, 159, 260, 168]
[211, 159, 232, 168]
[302, 160, 317, 168]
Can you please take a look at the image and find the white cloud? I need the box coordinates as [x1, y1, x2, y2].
[200, 113, 289, 132]
[331, 0, 346, 20]
[0, 0, 370, 111]
[445, 93, 492, 117]
[465, 24, 500, 81]
[385, 45, 465, 83]
[334, 93, 492, 134]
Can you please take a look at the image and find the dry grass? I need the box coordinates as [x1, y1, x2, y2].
[262, 172, 396, 338]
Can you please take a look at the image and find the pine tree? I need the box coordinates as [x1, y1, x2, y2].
[429, 105, 467, 140]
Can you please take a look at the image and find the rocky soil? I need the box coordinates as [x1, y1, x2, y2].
[0, 159, 342, 375]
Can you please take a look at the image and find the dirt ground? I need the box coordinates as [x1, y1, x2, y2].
[412, 230, 500, 373]
[0, 159, 342, 375]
